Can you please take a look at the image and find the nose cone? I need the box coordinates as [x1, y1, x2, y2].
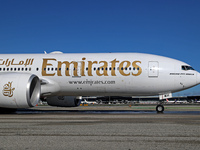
[197, 72, 200, 84]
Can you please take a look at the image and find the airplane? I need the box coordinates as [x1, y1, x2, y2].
[81, 99, 98, 105]
[0, 51, 199, 113]
[166, 98, 188, 104]
[166, 99, 176, 104]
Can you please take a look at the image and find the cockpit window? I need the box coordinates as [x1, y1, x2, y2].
[182, 65, 195, 71]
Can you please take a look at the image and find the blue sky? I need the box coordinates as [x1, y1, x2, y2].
[0, 0, 200, 96]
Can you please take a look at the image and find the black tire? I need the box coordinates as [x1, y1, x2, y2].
[156, 105, 164, 113]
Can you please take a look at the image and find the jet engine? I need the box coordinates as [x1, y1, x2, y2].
[46, 96, 82, 107]
[0, 73, 41, 108]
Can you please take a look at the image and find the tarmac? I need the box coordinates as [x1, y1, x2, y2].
[0, 105, 200, 150]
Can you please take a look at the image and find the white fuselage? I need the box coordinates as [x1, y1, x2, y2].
[0, 53, 200, 97]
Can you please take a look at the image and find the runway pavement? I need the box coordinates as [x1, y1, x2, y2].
[0, 105, 200, 150]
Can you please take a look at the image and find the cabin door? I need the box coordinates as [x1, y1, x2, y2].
[148, 61, 159, 77]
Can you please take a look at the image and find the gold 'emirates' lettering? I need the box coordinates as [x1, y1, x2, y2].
[88, 61, 97, 76]
[42, 58, 56, 76]
[119, 61, 131, 76]
[57, 61, 78, 76]
[42, 58, 142, 77]
[96, 61, 108, 76]
[111, 59, 119, 76]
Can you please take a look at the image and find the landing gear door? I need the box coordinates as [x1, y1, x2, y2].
[148, 61, 159, 77]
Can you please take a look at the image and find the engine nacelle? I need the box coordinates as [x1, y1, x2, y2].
[46, 96, 82, 107]
[0, 73, 41, 108]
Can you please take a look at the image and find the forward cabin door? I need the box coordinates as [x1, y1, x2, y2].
[148, 61, 159, 77]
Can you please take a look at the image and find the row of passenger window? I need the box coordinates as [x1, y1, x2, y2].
[0, 67, 140, 72]
[0, 68, 32, 71]
[43, 67, 140, 71]
[1, 66, 194, 72]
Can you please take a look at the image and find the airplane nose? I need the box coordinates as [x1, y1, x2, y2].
[197, 72, 200, 84]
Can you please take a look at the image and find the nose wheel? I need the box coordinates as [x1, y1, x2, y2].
[156, 104, 164, 113]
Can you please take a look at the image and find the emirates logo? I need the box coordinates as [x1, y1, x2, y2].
[3, 82, 15, 97]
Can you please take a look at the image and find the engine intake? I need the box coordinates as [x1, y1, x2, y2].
[0, 73, 41, 108]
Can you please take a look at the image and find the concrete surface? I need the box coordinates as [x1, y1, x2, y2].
[0, 105, 199, 150]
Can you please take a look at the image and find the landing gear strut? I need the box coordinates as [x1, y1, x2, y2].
[156, 104, 164, 113]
